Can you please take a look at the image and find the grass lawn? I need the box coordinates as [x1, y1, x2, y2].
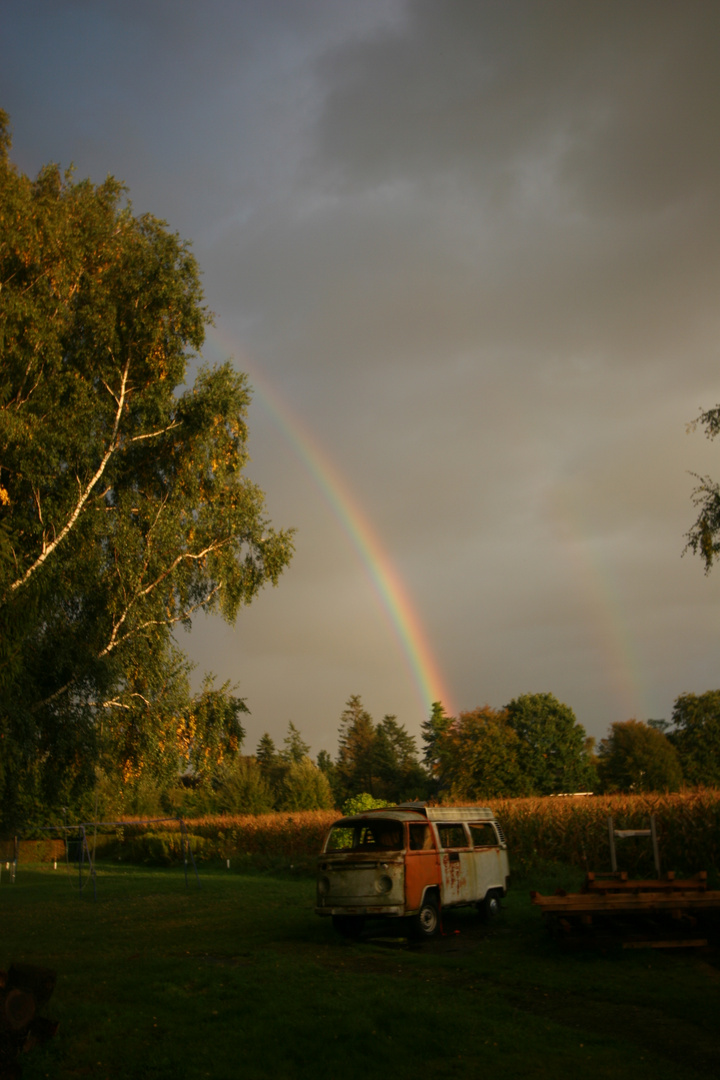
[2, 860, 719, 1079]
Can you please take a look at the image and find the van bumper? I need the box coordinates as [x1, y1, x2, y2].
[315, 905, 405, 917]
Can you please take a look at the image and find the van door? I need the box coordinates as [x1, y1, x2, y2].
[436, 823, 477, 906]
[404, 822, 440, 910]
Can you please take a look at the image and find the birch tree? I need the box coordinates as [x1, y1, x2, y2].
[0, 112, 293, 822]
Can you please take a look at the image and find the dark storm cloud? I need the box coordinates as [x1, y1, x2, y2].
[317, 0, 720, 212]
[2, 0, 720, 745]
[210, 0, 720, 440]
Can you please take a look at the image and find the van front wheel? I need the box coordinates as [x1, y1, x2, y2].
[410, 896, 439, 939]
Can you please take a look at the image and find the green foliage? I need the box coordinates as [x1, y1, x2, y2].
[340, 792, 389, 816]
[114, 771, 166, 818]
[597, 719, 684, 793]
[0, 113, 293, 825]
[505, 692, 598, 795]
[252, 726, 334, 811]
[277, 756, 334, 812]
[440, 706, 526, 800]
[181, 676, 248, 786]
[374, 714, 428, 801]
[253, 732, 285, 801]
[281, 721, 311, 764]
[256, 732, 277, 766]
[213, 755, 276, 815]
[671, 690, 720, 787]
[316, 750, 332, 772]
[336, 695, 377, 796]
[427, 695, 596, 800]
[177, 726, 337, 815]
[685, 404, 720, 571]
[316, 749, 342, 805]
[334, 695, 427, 803]
[420, 700, 452, 771]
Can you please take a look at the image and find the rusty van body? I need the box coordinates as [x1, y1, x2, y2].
[315, 805, 510, 938]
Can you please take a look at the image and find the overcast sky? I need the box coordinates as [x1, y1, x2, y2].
[3, 0, 720, 756]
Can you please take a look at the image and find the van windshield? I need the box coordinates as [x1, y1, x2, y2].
[326, 819, 404, 853]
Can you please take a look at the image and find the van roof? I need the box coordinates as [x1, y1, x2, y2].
[423, 806, 496, 822]
[332, 810, 423, 825]
[336, 805, 497, 824]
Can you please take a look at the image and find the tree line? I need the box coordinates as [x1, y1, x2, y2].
[314, 689, 720, 805]
[327, 688, 720, 805]
[423, 690, 720, 799]
[76, 687, 720, 823]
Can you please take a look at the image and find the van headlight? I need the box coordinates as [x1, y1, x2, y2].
[375, 875, 393, 894]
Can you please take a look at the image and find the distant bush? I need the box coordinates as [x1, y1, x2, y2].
[340, 793, 389, 816]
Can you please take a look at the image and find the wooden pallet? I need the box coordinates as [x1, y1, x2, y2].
[583, 870, 708, 894]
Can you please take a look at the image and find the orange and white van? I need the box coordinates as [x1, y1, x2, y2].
[315, 804, 509, 937]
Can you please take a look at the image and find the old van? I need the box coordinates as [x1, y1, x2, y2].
[315, 804, 509, 938]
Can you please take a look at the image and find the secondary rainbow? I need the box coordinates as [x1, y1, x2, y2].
[206, 326, 454, 717]
[545, 479, 650, 721]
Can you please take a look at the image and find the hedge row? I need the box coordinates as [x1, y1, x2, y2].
[1, 839, 65, 864]
[92, 810, 339, 867]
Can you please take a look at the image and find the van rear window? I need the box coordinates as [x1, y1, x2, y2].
[469, 822, 499, 847]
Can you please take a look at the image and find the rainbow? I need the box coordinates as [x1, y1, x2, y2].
[205, 326, 454, 718]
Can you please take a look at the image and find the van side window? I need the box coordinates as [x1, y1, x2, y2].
[437, 824, 469, 849]
[408, 824, 434, 851]
[469, 823, 498, 848]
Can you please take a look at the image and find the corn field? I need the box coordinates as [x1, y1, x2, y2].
[485, 789, 720, 876]
[11, 791, 720, 875]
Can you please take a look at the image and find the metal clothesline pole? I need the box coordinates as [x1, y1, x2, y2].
[10, 817, 199, 896]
